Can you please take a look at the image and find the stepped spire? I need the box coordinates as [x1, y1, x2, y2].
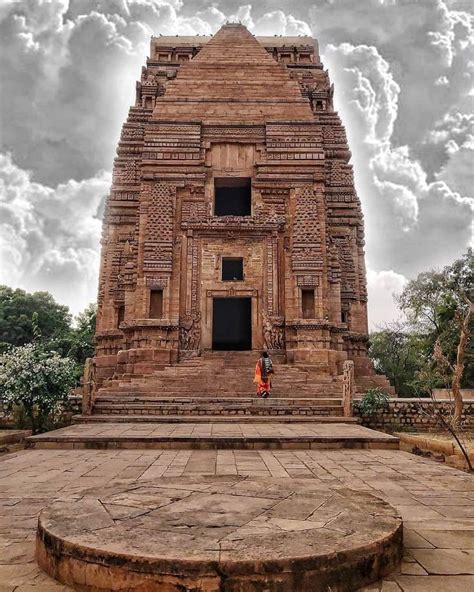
[153, 23, 313, 123]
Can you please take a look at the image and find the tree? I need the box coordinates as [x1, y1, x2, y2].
[0, 286, 71, 352]
[398, 249, 473, 389]
[68, 303, 97, 367]
[369, 250, 473, 398]
[369, 322, 423, 397]
[0, 342, 76, 433]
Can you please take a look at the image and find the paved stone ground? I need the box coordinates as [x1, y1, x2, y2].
[0, 448, 473, 591]
[27, 422, 398, 449]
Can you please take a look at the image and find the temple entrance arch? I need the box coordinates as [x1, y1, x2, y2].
[212, 297, 252, 350]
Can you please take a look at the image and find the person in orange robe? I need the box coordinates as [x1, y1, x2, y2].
[253, 351, 274, 398]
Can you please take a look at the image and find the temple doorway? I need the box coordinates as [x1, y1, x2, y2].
[212, 297, 252, 350]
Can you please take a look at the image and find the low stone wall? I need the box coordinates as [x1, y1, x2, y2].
[355, 398, 474, 431]
[0, 396, 81, 430]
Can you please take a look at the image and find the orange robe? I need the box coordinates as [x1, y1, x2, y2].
[253, 360, 271, 395]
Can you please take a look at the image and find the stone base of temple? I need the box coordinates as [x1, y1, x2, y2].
[87, 350, 394, 426]
[36, 476, 402, 592]
[26, 422, 400, 450]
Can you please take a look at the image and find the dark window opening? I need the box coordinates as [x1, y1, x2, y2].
[341, 310, 349, 324]
[149, 289, 163, 319]
[212, 297, 252, 350]
[222, 258, 244, 281]
[214, 177, 251, 216]
[302, 289, 315, 319]
[117, 305, 125, 328]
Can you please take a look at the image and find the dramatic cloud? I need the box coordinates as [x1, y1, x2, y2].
[0, 0, 472, 327]
[323, 38, 473, 278]
[0, 152, 109, 315]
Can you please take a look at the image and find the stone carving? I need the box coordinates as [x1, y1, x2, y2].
[342, 360, 355, 417]
[263, 314, 285, 351]
[328, 161, 354, 186]
[297, 275, 319, 287]
[144, 183, 175, 272]
[179, 312, 201, 353]
[146, 275, 169, 289]
[81, 357, 96, 416]
[292, 186, 323, 271]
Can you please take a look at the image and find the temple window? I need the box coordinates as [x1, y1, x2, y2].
[222, 258, 244, 281]
[214, 177, 251, 216]
[302, 289, 315, 319]
[149, 289, 164, 318]
[341, 310, 349, 324]
[117, 305, 125, 328]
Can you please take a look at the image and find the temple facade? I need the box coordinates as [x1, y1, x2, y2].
[94, 24, 387, 397]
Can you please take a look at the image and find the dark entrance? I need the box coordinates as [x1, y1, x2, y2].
[212, 297, 252, 350]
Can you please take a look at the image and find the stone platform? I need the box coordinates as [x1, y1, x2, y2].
[26, 422, 399, 450]
[36, 476, 403, 592]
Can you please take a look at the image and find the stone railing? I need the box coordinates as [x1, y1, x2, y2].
[355, 398, 474, 430]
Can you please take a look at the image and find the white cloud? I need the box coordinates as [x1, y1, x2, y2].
[367, 268, 407, 330]
[252, 10, 312, 36]
[0, 153, 108, 315]
[323, 40, 473, 280]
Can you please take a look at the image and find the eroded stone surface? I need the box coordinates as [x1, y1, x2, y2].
[1, 448, 473, 590]
[37, 476, 402, 591]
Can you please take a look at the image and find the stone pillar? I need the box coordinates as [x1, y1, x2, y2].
[342, 360, 355, 417]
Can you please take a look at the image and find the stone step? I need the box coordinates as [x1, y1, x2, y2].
[94, 396, 342, 405]
[93, 405, 343, 416]
[73, 414, 358, 424]
[96, 390, 343, 399]
[27, 421, 400, 450]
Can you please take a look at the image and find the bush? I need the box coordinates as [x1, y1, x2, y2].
[0, 342, 76, 433]
[354, 388, 390, 416]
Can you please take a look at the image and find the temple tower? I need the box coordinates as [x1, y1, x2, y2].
[94, 24, 386, 398]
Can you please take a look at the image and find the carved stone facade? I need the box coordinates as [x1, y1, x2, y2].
[94, 24, 380, 387]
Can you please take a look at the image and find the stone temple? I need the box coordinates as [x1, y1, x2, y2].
[91, 24, 391, 419]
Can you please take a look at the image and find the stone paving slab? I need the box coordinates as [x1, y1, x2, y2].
[37, 477, 402, 591]
[26, 422, 399, 450]
[0, 448, 473, 590]
[0, 430, 32, 446]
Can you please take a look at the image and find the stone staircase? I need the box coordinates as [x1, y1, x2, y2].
[77, 352, 353, 423]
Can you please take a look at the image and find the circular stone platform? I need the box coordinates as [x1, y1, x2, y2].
[36, 477, 402, 592]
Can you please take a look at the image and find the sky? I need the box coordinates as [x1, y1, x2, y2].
[0, 0, 472, 328]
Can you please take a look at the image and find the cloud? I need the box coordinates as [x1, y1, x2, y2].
[323, 40, 473, 279]
[367, 268, 407, 329]
[0, 152, 109, 315]
[252, 10, 312, 36]
[0, 0, 472, 325]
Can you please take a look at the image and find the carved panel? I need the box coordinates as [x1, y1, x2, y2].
[291, 186, 323, 271]
[182, 201, 208, 223]
[332, 236, 357, 299]
[327, 161, 354, 186]
[146, 275, 169, 288]
[143, 183, 175, 272]
[263, 314, 285, 351]
[296, 275, 319, 287]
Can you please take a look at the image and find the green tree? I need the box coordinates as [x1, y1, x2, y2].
[68, 303, 96, 366]
[398, 249, 473, 389]
[0, 286, 71, 352]
[369, 322, 423, 397]
[0, 342, 76, 433]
